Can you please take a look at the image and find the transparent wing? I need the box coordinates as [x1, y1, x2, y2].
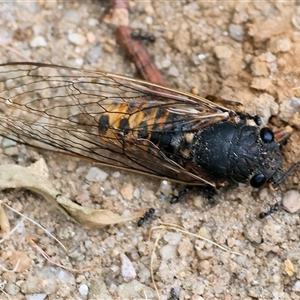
[0, 62, 232, 186]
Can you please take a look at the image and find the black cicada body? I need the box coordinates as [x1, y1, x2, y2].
[0, 62, 296, 190]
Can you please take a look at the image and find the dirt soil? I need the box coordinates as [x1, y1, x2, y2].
[1, 1, 300, 300]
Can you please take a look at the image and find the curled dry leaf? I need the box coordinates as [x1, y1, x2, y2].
[0, 164, 142, 229]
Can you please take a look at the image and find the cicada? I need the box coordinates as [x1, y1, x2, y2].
[0, 62, 297, 190]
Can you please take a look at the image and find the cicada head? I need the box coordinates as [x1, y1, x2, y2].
[230, 126, 284, 188]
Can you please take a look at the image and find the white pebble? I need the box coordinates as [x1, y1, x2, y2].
[2, 137, 17, 148]
[159, 180, 172, 197]
[159, 244, 177, 261]
[133, 188, 140, 199]
[164, 232, 182, 245]
[293, 280, 300, 292]
[168, 66, 179, 77]
[88, 18, 98, 26]
[283, 190, 300, 213]
[120, 253, 136, 282]
[145, 16, 153, 25]
[112, 171, 121, 178]
[86, 167, 108, 182]
[25, 295, 47, 300]
[198, 53, 207, 60]
[78, 284, 89, 296]
[161, 59, 171, 68]
[30, 36, 47, 47]
[67, 32, 87, 46]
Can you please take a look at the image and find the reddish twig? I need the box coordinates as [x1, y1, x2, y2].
[116, 26, 167, 86]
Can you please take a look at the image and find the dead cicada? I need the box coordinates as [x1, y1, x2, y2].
[0, 62, 297, 190]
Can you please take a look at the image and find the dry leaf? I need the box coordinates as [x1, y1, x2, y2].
[0, 164, 142, 229]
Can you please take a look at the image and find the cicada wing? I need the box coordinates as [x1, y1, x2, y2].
[0, 62, 228, 186]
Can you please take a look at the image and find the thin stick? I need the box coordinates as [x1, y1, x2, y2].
[0, 42, 32, 62]
[27, 237, 99, 273]
[1, 201, 67, 251]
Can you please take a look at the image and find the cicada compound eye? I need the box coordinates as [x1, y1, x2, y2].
[250, 173, 266, 188]
[260, 127, 274, 143]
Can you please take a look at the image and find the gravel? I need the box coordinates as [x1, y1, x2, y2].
[0, 2, 300, 300]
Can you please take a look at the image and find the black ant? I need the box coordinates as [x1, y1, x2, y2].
[170, 288, 180, 300]
[137, 208, 155, 227]
[131, 29, 156, 43]
[259, 202, 280, 219]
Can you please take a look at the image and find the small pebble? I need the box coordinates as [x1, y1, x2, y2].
[178, 238, 193, 258]
[164, 232, 182, 245]
[86, 167, 108, 182]
[30, 36, 47, 47]
[161, 58, 171, 68]
[1, 137, 17, 148]
[280, 97, 300, 123]
[229, 24, 244, 41]
[112, 171, 121, 178]
[168, 65, 179, 77]
[88, 18, 98, 26]
[244, 221, 263, 244]
[159, 180, 172, 197]
[214, 45, 232, 59]
[293, 281, 300, 292]
[138, 267, 150, 282]
[284, 259, 295, 276]
[4, 282, 20, 295]
[120, 183, 134, 200]
[270, 38, 292, 53]
[3, 146, 19, 156]
[265, 52, 276, 63]
[251, 78, 273, 91]
[25, 295, 47, 300]
[120, 253, 136, 282]
[78, 284, 89, 296]
[133, 188, 140, 199]
[67, 32, 87, 46]
[159, 244, 177, 261]
[283, 190, 300, 213]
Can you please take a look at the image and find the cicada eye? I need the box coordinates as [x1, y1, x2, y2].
[260, 127, 274, 143]
[250, 173, 266, 188]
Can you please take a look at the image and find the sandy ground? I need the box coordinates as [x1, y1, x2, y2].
[1, 1, 300, 300]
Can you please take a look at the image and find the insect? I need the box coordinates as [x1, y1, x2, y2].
[130, 29, 156, 43]
[170, 288, 180, 300]
[0, 62, 297, 191]
[259, 202, 280, 219]
[137, 208, 155, 227]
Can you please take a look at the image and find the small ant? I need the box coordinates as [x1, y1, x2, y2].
[131, 29, 156, 43]
[259, 202, 280, 219]
[170, 288, 180, 300]
[137, 208, 155, 227]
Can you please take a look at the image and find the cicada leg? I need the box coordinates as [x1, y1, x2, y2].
[273, 126, 293, 144]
